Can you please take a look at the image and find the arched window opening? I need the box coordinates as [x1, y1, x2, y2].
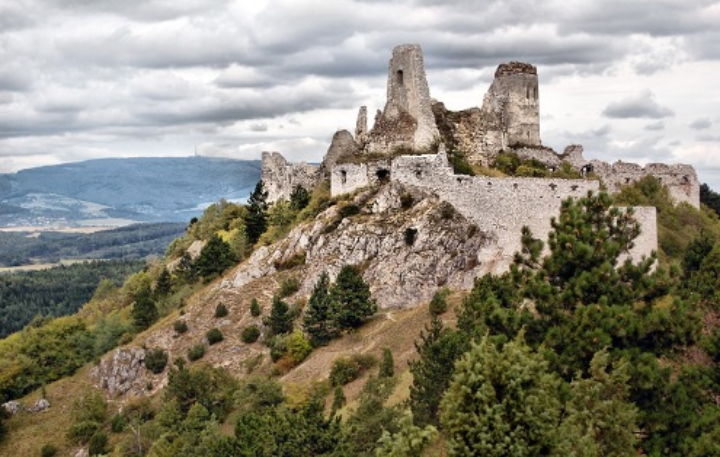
[340, 170, 347, 185]
[396, 70, 404, 86]
[376, 168, 390, 183]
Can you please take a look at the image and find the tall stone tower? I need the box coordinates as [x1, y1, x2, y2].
[367, 44, 439, 153]
[482, 62, 540, 148]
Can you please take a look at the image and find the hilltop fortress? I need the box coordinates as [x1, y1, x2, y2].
[261, 44, 698, 269]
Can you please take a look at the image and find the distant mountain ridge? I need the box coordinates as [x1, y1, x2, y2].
[0, 157, 261, 226]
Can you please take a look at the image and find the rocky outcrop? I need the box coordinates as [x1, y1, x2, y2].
[221, 182, 492, 309]
[323, 130, 359, 171]
[91, 347, 146, 397]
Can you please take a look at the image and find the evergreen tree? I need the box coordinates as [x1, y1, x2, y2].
[154, 267, 173, 299]
[408, 315, 468, 427]
[195, 234, 237, 282]
[245, 180, 269, 245]
[440, 334, 561, 456]
[289, 184, 311, 211]
[131, 284, 158, 331]
[250, 298, 261, 317]
[379, 348, 394, 378]
[175, 252, 198, 284]
[264, 295, 293, 336]
[303, 272, 337, 346]
[330, 265, 376, 330]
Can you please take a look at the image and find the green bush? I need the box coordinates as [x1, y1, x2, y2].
[429, 288, 450, 316]
[187, 343, 205, 361]
[278, 277, 301, 298]
[339, 203, 361, 219]
[88, 431, 109, 456]
[214, 303, 229, 318]
[206, 328, 224, 345]
[67, 420, 102, 444]
[250, 298, 261, 317]
[329, 354, 376, 386]
[241, 325, 261, 344]
[110, 413, 127, 433]
[144, 348, 168, 374]
[40, 444, 58, 457]
[285, 330, 312, 364]
[173, 319, 188, 334]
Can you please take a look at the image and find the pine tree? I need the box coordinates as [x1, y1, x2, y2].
[265, 295, 293, 336]
[303, 272, 338, 346]
[440, 334, 561, 456]
[195, 234, 237, 282]
[408, 315, 468, 427]
[245, 180, 269, 245]
[379, 348, 394, 378]
[290, 184, 311, 211]
[154, 267, 173, 299]
[131, 284, 158, 331]
[330, 265, 376, 330]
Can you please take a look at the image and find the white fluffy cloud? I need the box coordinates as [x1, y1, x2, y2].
[1, 0, 719, 188]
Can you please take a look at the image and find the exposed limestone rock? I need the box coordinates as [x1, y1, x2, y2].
[28, 398, 50, 412]
[355, 106, 368, 145]
[2, 401, 20, 415]
[223, 182, 492, 309]
[167, 239, 206, 272]
[92, 347, 146, 397]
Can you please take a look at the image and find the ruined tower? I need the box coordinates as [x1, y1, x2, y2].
[482, 62, 540, 148]
[367, 44, 439, 154]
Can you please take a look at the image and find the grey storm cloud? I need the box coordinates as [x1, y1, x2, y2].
[602, 90, 674, 119]
[1, 0, 719, 179]
[690, 118, 712, 130]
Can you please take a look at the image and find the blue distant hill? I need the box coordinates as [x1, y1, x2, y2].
[0, 157, 262, 226]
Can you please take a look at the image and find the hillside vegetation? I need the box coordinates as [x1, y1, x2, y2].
[2, 178, 720, 456]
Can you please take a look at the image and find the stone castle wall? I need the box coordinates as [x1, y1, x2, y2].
[590, 160, 700, 208]
[330, 153, 657, 272]
[261, 152, 320, 202]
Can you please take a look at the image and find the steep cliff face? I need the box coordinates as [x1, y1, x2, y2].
[221, 182, 492, 309]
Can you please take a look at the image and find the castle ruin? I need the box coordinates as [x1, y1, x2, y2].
[259, 43, 704, 267]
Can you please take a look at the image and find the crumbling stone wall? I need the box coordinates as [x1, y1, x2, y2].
[331, 159, 393, 196]
[591, 160, 699, 208]
[261, 152, 320, 203]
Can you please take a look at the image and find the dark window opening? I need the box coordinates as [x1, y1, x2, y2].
[396, 70, 404, 86]
[376, 168, 390, 183]
[340, 170, 347, 184]
[526, 87, 530, 99]
[415, 170, 422, 179]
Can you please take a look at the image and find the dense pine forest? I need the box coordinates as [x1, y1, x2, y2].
[2, 178, 720, 456]
[0, 260, 146, 338]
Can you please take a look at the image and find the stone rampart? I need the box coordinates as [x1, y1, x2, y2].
[331, 159, 392, 196]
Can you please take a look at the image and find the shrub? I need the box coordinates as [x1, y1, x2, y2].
[400, 193, 414, 209]
[187, 343, 205, 361]
[241, 325, 261, 344]
[268, 334, 288, 362]
[404, 227, 418, 246]
[144, 348, 169, 374]
[439, 202, 456, 220]
[274, 251, 307, 270]
[329, 354, 376, 386]
[40, 444, 58, 457]
[429, 288, 450, 316]
[206, 328, 224, 345]
[214, 303, 229, 318]
[278, 277, 301, 298]
[250, 298, 261, 317]
[339, 203, 361, 219]
[88, 431, 109, 456]
[67, 420, 102, 444]
[285, 330, 313, 364]
[110, 413, 127, 433]
[173, 319, 188, 334]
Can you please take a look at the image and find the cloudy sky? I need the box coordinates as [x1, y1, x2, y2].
[1, 0, 719, 187]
